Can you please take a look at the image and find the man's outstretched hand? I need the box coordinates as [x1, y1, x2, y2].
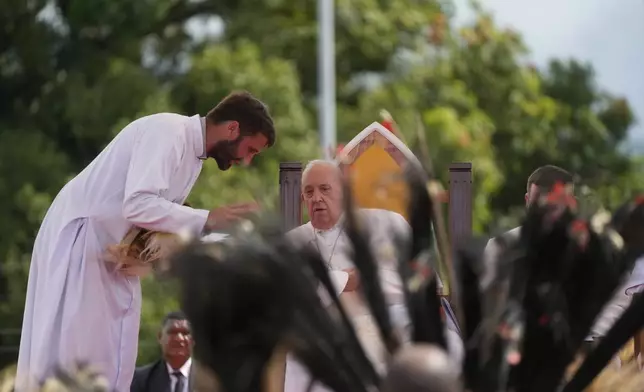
[205, 202, 260, 231]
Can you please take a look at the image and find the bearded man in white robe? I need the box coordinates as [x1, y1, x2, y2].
[283, 160, 464, 392]
[16, 91, 275, 391]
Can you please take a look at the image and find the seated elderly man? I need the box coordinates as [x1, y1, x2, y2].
[284, 160, 463, 392]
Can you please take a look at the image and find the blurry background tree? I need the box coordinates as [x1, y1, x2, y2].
[0, 0, 639, 367]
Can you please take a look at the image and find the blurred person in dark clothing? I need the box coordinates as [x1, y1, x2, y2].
[482, 165, 575, 290]
[482, 165, 630, 346]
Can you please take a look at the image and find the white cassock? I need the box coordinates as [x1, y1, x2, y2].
[16, 113, 211, 391]
[283, 209, 463, 392]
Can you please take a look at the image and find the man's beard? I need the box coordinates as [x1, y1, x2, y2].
[207, 137, 242, 171]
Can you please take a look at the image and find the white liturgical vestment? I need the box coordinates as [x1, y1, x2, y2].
[283, 209, 463, 392]
[16, 113, 210, 392]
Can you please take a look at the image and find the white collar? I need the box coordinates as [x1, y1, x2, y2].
[313, 214, 345, 235]
[198, 117, 207, 160]
[166, 357, 192, 379]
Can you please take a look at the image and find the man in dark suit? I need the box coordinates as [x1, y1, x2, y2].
[131, 311, 193, 392]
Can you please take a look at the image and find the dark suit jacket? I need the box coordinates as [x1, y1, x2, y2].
[130, 359, 194, 392]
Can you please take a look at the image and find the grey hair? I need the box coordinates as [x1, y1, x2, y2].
[301, 159, 341, 184]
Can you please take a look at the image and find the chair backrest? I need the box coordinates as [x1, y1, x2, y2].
[335, 121, 421, 221]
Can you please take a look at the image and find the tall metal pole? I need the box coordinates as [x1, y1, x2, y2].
[318, 0, 336, 159]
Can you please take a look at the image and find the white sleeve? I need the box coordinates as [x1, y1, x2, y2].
[586, 256, 644, 339]
[479, 237, 500, 291]
[122, 121, 209, 235]
[588, 286, 630, 339]
[386, 210, 411, 240]
[625, 257, 644, 296]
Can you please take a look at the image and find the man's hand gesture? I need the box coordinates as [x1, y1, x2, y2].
[205, 202, 260, 231]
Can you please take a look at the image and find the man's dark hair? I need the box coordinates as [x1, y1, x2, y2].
[206, 91, 275, 147]
[161, 310, 187, 328]
[526, 165, 574, 192]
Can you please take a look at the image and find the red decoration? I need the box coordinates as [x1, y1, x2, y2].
[379, 110, 399, 136]
[545, 182, 577, 209]
[570, 219, 587, 233]
[635, 194, 644, 205]
[570, 219, 590, 251]
[381, 120, 394, 133]
[335, 144, 346, 157]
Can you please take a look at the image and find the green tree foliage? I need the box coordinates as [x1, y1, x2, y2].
[447, 10, 638, 225]
[0, 0, 640, 368]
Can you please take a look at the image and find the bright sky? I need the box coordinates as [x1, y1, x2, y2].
[453, 0, 644, 141]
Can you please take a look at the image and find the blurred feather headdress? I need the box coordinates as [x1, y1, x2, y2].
[0, 363, 109, 392]
[104, 226, 183, 277]
[103, 203, 230, 277]
[163, 162, 644, 392]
